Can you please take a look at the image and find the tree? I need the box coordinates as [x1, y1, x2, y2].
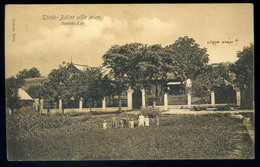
[16, 67, 41, 80]
[44, 63, 86, 107]
[26, 85, 45, 99]
[103, 43, 185, 109]
[166, 36, 209, 80]
[192, 63, 236, 105]
[6, 77, 25, 112]
[43, 63, 112, 110]
[102, 43, 144, 111]
[82, 66, 113, 110]
[131, 44, 180, 106]
[230, 44, 254, 109]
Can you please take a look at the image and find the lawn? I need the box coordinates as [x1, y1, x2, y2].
[6, 110, 254, 160]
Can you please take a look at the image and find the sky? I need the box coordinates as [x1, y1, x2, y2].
[5, 4, 254, 78]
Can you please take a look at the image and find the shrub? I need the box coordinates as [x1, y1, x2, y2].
[216, 105, 231, 111]
[90, 110, 121, 115]
[14, 106, 36, 115]
[140, 108, 161, 118]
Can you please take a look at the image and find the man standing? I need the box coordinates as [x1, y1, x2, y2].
[138, 114, 145, 127]
[112, 114, 116, 128]
[129, 118, 134, 128]
[144, 116, 149, 126]
[103, 120, 107, 130]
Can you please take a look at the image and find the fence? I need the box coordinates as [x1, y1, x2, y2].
[34, 88, 241, 114]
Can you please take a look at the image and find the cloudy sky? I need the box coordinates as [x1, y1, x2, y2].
[5, 4, 254, 77]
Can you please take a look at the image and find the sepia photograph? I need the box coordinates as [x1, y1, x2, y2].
[5, 4, 254, 160]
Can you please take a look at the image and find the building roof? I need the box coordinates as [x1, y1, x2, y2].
[73, 63, 88, 71]
[18, 88, 33, 100]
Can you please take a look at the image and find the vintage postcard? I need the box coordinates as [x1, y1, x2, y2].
[5, 4, 254, 160]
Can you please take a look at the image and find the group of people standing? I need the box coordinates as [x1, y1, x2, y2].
[102, 114, 159, 129]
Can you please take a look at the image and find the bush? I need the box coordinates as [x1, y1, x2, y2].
[192, 106, 207, 111]
[15, 106, 36, 114]
[140, 108, 161, 118]
[90, 110, 121, 115]
[216, 105, 231, 111]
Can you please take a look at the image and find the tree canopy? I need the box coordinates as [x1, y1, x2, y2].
[230, 44, 254, 89]
[166, 36, 209, 80]
[16, 67, 41, 80]
[6, 77, 25, 111]
[43, 63, 112, 109]
[230, 44, 254, 109]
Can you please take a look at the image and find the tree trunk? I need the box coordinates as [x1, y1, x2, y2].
[155, 83, 158, 97]
[227, 93, 230, 106]
[88, 102, 92, 112]
[145, 88, 148, 108]
[159, 78, 165, 104]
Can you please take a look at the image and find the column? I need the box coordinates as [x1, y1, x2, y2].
[127, 88, 134, 110]
[164, 93, 168, 110]
[79, 97, 83, 112]
[102, 97, 106, 111]
[141, 89, 146, 109]
[211, 91, 215, 106]
[236, 90, 241, 106]
[59, 99, 62, 113]
[40, 99, 44, 112]
[187, 92, 191, 108]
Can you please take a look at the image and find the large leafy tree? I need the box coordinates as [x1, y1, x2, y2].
[103, 43, 185, 108]
[26, 85, 45, 99]
[5, 77, 25, 112]
[82, 67, 113, 109]
[230, 44, 254, 109]
[132, 44, 180, 106]
[43, 63, 112, 110]
[192, 63, 236, 105]
[166, 36, 209, 80]
[43, 63, 85, 107]
[102, 43, 144, 111]
[16, 67, 41, 80]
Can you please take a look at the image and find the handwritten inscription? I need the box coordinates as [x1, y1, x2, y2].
[42, 14, 101, 26]
[207, 38, 239, 46]
[12, 18, 16, 42]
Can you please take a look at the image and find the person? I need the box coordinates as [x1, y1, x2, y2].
[129, 118, 134, 128]
[112, 114, 116, 128]
[120, 118, 124, 128]
[103, 120, 107, 130]
[138, 114, 145, 127]
[156, 116, 159, 126]
[123, 118, 128, 128]
[144, 116, 149, 126]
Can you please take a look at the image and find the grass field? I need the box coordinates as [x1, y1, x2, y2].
[6, 110, 254, 160]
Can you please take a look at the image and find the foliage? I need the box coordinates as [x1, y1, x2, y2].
[192, 63, 236, 105]
[7, 113, 253, 160]
[166, 36, 209, 80]
[230, 44, 254, 109]
[82, 67, 114, 109]
[43, 63, 113, 109]
[90, 110, 121, 115]
[16, 67, 41, 80]
[102, 43, 145, 110]
[103, 43, 182, 108]
[230, 44, 254, 89]
[5, 76, 25, 111]
[140, 108, 162, 118]
[26, 84, 45, 99]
